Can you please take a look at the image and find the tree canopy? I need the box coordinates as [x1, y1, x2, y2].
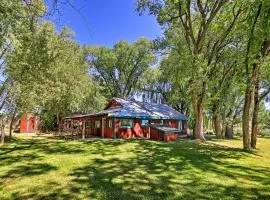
[87, 38, 157, 99]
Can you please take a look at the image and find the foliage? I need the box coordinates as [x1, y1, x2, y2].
[0, 1, 106, 133]
[6, 22, 104, 120]
[136, 0, 247, 140]
[87, 38, 157, 99]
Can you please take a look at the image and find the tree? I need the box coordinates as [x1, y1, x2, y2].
[0, 0, 46, 142]
[137, 0, 244, 140]
[241, 1, 270, 149]
[6, 22, 105, 132]
[87, 38, 156, 99]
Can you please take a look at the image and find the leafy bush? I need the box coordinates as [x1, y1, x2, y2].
[259, 129, 270, 137]
[41, 112, 57, 132]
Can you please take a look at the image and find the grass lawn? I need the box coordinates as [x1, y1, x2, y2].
[0, 135, 270, 200]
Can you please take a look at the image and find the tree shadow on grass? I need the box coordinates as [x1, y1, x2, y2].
[10, 181, 73, 200]
[0, 137, 85, 157]
[68, 140, 270, 200]
[1, 137, 270, 199]
[1, 163, 57, 179]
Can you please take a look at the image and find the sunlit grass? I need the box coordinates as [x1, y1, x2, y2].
[0, 135, 270, 199]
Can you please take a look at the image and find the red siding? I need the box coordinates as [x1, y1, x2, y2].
[183, 120, 188, 134]
[104, 119, 114, 138]
[165, 133, 177, 142]
[105, 100, 122, 109]
[133, 119, 144, 138]
[20, 113, 40, 133]
[149, 127, 159, 141]
[28, 116, 35, 132]
[20, 115, 27, 133]
[165, 120, 179, 128]
[116, 119, 150, 139]
[85, 119, 93, 137]
[149, 127, 165, 141]
[149, 126, 178, 142]
[65, 116, 187, 141]
[93, 118, 102, 136]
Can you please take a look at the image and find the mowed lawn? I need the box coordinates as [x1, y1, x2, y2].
[0, 135, 270, 200]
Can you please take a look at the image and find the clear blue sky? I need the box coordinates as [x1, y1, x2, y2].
[46, 0, 162, 47]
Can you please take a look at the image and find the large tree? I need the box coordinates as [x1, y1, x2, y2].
[137, 0, 244, 140]
[241, 1, 270, 149]
[87, 38, 156, 99]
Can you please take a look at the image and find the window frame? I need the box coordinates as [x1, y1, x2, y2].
[94, 120, 101, 128]
[106, 119, 112, 128]
[85, 120, 91, 129]
[120, 119, 134, 128]
[141, 119, 149, 126]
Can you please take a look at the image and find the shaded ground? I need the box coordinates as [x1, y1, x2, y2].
[0, 135, 270, 200]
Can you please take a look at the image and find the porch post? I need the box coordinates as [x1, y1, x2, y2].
[82, 119, 85, 140]
[102, 117, 105, 138]
[114, 118, 117, 139]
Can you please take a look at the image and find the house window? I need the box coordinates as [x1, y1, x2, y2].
[120, 119, 133, 128]
[95, 120, 101, 128]
[86, 120, 91, 128]
[141, 120, 149, 126]
[107, 119, 112, 128]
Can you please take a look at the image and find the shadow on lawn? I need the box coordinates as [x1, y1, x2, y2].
[68, 140, 270, 200]
[1, 163, 57, 179]
[1, 137, 270, 200]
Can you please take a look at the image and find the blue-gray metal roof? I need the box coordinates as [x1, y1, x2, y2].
[105, 98, 188, 120]
[66, 98, 189, 120]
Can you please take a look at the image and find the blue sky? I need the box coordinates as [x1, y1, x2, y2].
[46, 0, 162, 47]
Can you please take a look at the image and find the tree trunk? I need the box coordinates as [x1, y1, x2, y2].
[225, 124, 234, 139]
[193, 102, 205, 140]
[251, 40, 270, 149]
[1, 120, 5, 145]
[242, 75, 254, 150]
[57, 113, 61, 135]
[251, 74, 259, 149]
[192, 83, 206, 141]
[242, 3, 262, 150]
[9, 109, 17, 137]
[213, 103, 222, 138]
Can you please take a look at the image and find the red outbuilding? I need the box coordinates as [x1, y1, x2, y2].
[63, 98, 189, 142]
[20, 113, 41, 133]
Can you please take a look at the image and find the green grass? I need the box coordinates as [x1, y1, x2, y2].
[0, 135, 270, 200]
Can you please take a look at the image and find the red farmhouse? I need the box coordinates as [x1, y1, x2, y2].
[63, 98, 189, 142]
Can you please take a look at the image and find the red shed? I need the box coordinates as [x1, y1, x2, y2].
[20, 113, 41, 133]
[149, 125, 180, 142]
[63, 98, 189, 142]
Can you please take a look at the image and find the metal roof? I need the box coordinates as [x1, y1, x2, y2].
[66, 98, 189, 120]
[106, 98, 188, 120]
